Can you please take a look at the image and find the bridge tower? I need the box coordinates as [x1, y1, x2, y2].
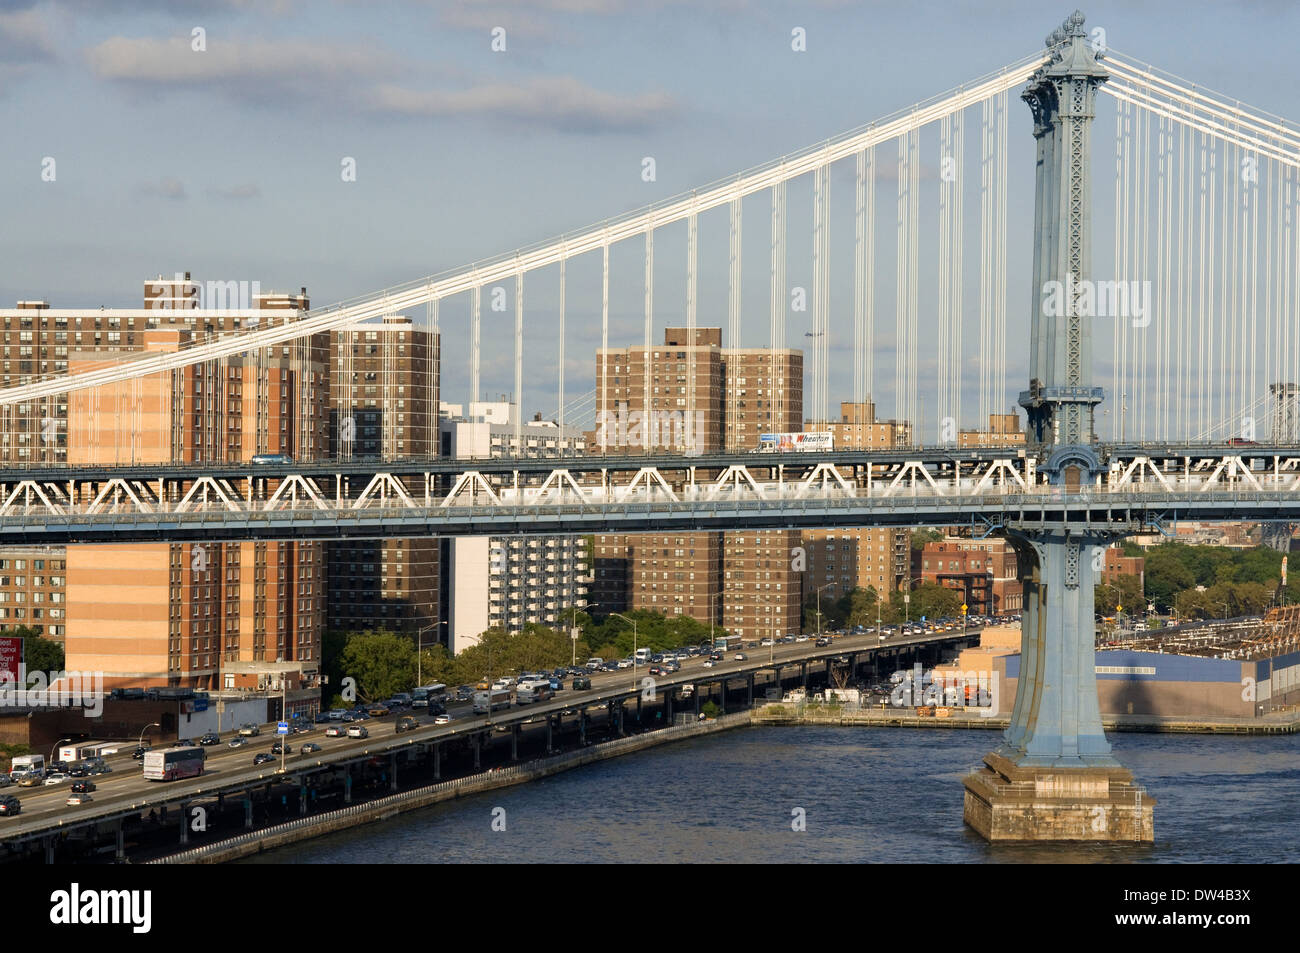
[963, 11, 1154, 842]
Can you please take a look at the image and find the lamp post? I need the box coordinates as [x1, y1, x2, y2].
[51, 737, 73, 768]
[610, 612, 638, 692]
[138, 722, 160, 752]
[416, 621, 448, 686]
[572, 603, 597, 667]
[814, 584, 833, 641]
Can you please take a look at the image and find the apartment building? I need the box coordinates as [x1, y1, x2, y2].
[441, 401, 589, 653]
[590, 328, 803, 640]
[914, 537, 1023, 615]
[327, 316, 440, 636]
[0, 275, 329, 689]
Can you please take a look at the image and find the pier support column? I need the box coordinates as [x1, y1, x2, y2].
[665, 691, 674, 723]
[244, 794, 254, 829]
[801, 662, 808, 689]
[44, 836, 54, 864]
[473, 734, 482, 770]
[546, 717, 553, 754]
[579, 709, 587, 744]
[390, 754, 398, 792]
[179, 802, 189, 845]
[510, 725, 519, 761]
[115, 821, 125, 862]
[434, 742, 441, 780]
[636, 694, 642, 722]
[963, 525, 1153, 843]
[693, 689, 700, 718]
[746, 673, 754, 707]
[343, 767, 353, 804]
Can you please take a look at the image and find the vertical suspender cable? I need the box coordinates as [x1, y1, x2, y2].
[644, 221, 654, 444]
[728, 197, 742, 450]
[470, 283, 481, 409]
[687, 206, 698, 450]
[559, 253, 566, 438]
[514, 269, 523, 451]
[770, 179, 786, 433]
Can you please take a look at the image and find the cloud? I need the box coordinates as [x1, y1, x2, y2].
[0, 7, 55, 62]
[367, 75, 675, 131]
[86, 32, 677, 132]
[138, 176, 188, 200]
[207, 182, 261, 199]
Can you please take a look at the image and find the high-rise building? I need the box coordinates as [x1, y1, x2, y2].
[62, 320, 330, 689]
[441, 401, 589, 652]
[0, 276, 329, 692]
[958, 412, 1025, 447]
[591, 329, 804, 640]
[326, 316, 440, 636]
[914, 537, 1023, 615]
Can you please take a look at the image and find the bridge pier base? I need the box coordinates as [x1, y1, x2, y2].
[179, 802, 188, 845]
[546, 717, 553, 754]
[963, 526, 1154, 843]
[390, 754, 398, 792]
[746, 674, 753, 708]
[510, 725, 519, 761]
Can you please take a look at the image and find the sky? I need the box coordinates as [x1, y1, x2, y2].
[1, 0, 1297, 438]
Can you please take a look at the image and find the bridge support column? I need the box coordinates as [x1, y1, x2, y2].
[579, 709, 587, 745]
[344, 767, 353, 804]
[245, 794, 254, 829]
[510, 725, 519, 761]
[115, 821, 126, 862]
[746, 674, 754, 707]
[434, 742, 441, 780]
[546, 716, 553, 754]
[665, 691, 674, 723]
[801, 662, 808, 689]
[179, 802, 189, 845]
[390, 754, 398, 792]
[963, 526, 1154, 843]
[44, 836, 54, 864]
[473, 734, 482, 770]
[718, 681, 726, 714]
[693, 689, 700, 718]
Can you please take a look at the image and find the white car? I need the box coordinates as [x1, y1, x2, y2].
[346, 725, 369, 739]
[43, 773, 69, 786]
[702, 659, 716, 668]
[616, 659, 633, 669]
[795, 635, 810, 643]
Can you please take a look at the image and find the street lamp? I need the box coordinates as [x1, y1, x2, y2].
[572, 603, 597, 667]
[814, 584, 833, 641]
[609, 612, 638, 691]
[51, 737, 73, 767]
[416, 621, 448, 685]
[138, 722, 160, 751]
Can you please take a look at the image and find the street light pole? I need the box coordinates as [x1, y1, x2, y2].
[610, 612, 637, 692]
[415, 621, 447, 686]
[815, 583, 833, 641]
[138, 722, 160, 752]
[572, 603, 597, 667]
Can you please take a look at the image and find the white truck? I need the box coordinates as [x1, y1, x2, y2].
[10, 754, 45, 784]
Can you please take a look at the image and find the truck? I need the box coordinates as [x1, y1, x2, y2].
[516, 680, 554, 705]
[57, 742, 108, 763]
[9, 754, 45, 782]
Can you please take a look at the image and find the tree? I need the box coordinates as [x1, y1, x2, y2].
[910, 528, 944, 551]
[338, 630, 416, 702]
[17, 633, 63, 682]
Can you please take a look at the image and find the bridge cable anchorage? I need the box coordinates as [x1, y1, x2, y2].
[0, 54, 1051, 409]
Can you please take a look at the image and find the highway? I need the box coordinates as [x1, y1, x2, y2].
[0, 626, 979, 846]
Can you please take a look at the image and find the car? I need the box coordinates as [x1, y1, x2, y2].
[572, 676, 592, 690]
[17, 773, 42, 787]
[238, 723, 260, 737]
[760, 638, 774, 646]
[395, 716, 418, 733]
[664, 661, 680, 673]
[734, 653, 748, 661]
[294, 723, 314, 735]
[131, 745, 150, 760]
[301, 742, 322, 754]
[326, 709, 347, 721]
[352, 711, 371, 721]
[702, 659, 717, 668]
[367, 703, 391, 717]
[616, 659, 632, 669]
[174, 738, 196, 747]
[66, 793, 94, 806]
[253, 753, 275, 766]
[270, 742, 294, 755]
[0, 795, 20, 817]
[816, 637, 831, 646]
[708, 653, 723, 661]
[346, 725, 369, 739]
[43, 773, 69, 786]
[648, 665, 665, 676]
[70, 780, 96, 794]
[433, 713, 451, 725]
[228, 736, 248, 748]
[49, 760, 70, 774]
[325, 726, 345, 738]
[0, 774, 9, 788]
[199, 732, 221, 746]
[795, 635, 810, 643]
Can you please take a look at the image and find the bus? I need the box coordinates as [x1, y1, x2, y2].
[411, 684, 448, 709]
[472, 689, 512, 714]
[250, 453, 294, 466]
[516, 680, 554, 705]
[142, 746, 206, 782]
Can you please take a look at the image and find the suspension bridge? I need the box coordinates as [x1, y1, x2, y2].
[4, 10, 1297, 842]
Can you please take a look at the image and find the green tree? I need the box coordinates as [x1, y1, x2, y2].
[910, 528, 944, 550]
[338, 630, 416, 702]
[16, 632, 63, 682]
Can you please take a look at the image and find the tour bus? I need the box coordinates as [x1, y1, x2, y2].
[472, 688, 512, 714]
[411, 684, 448, 709]
[250, 453, 295, 466]
[142, 746, 206, 782]
[516, 680, 554, 705]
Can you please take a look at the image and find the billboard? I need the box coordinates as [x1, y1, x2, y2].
[758, 431, 835, 452]
[0, 636, 22, 685]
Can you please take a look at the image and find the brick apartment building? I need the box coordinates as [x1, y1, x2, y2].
[915, 537, 1023, 616]
[591, 328, 803, 639]
[327, 316, 440, 636]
